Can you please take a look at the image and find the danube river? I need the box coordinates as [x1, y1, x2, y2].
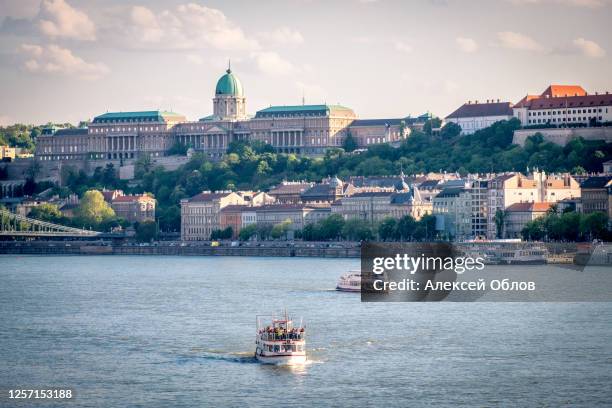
[1, 256, 611, 407]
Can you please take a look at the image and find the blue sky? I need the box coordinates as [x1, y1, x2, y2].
[0, 0, 611, 125]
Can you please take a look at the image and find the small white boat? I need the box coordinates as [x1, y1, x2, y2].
[255, 313, 306, 365]
[336, 271, 361, 292]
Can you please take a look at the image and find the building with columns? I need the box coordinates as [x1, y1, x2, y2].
[35, 65, 419, 164]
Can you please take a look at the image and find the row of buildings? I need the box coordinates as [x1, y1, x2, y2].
[33, 80, 612, 171]
[445, 84, 612, 144]
[180, 173, 432, 240]
[35, 65, 431, 164]
[180, 171, 611, 241]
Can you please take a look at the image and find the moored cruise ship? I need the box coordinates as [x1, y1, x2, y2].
[462, 243, 547, 265]
[255, 314, 306, 365]
[336, 271, 361, 292]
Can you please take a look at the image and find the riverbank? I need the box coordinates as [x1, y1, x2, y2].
[1, 240, 609, 265]
[0, 240, 361, 258]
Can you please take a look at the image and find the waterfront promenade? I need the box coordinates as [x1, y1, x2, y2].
[0, 240, 361, 258]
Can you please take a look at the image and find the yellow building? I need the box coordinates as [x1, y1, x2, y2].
[0, 146, 16, 160]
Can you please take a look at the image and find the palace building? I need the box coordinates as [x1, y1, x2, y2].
[36, 66, 423, 163]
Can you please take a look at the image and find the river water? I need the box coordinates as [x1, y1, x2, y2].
[1, 255, 611, 407]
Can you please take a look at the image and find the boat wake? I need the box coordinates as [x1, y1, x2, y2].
[176, 349, 258, 364]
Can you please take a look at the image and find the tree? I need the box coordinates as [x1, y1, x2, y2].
[521, 219, 545, 241]
[271, 219, 292, 239]
[136, 220, 157, 242]
[211, 226, 233, 240]
[135, 155, 153, 178]
[397, 215, 417, 240]
[158, 205, 181, 232]
[342, 218, 373, 241]
[319, 214, 345, 240]
[28, 203, 65, 223]
[239, 224, 257, 241]
[378, 217, 398, 241]
[256, 223, 273, 240]
[342, 132, 358, 152]
[25, 160, 41, 180]
[23, 178, 36, 196]
[418, 214, 437, 241]
[423, 117, 442, 135]
[102, 163, 118, 186]
[494, 209, 506, 239]
[580, 212, 608, 241]
[75, 190, 116, 227]
[440, 122, 461, 139]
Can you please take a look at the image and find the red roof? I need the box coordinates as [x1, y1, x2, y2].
[513, 95, 540, 108]
[506, 202, 552, 212]
[445, 102, 513, 119]
[540, 85, 586, 98]
[517, 93, 612, 110]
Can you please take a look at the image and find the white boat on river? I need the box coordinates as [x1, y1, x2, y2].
[255, 314, 306, 365]
[336, 271, 361, 292]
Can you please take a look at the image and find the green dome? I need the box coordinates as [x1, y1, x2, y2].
[215, 68, 243, 96]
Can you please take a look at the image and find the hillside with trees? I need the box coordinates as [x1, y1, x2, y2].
[30, 118, 611, 235]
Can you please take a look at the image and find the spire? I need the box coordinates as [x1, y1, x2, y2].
[227, 59, 231, 74]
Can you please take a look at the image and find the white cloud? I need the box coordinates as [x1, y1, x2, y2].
[259, 27, 304, 46]
[456, 37, 478, 53]
[123, 4, 259, 51]
[38, 0, 96, 41]
[20, 43, 109, 80]
[251, 51, 296, 75]
[497, 31, 543, 51]
[572, 38, 606, 58]
[394, 40, 412, 53]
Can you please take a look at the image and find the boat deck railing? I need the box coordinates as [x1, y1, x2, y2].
[258, 332, 305, 342]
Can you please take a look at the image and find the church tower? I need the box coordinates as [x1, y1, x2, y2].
[213, 62, 246, 120]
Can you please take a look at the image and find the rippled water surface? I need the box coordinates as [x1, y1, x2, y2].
[1, 255, 611, 407]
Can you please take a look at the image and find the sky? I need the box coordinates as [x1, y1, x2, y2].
[0, 0, 611, 125]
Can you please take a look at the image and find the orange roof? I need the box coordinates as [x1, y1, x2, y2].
[540, 85, 586, 98]
[514, 94, 540, 108]
[506, 202, 552, 212]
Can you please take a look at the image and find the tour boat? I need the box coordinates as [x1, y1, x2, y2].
[255, 313, 306, 365]
[336, 271, 361, 292]
[463, 244, 547, 265]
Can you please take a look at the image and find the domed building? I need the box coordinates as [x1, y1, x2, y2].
[37, 64, 419, 164]
[212, 64, 246, 120]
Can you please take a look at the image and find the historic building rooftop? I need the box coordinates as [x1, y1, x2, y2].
[215, 67, 244, 97]
[445, 102, 514, 119]
[92, 110, 186, 123]
[254, 104, 355, 118]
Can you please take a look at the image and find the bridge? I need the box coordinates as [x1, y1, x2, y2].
[0, 209, 101, 237]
